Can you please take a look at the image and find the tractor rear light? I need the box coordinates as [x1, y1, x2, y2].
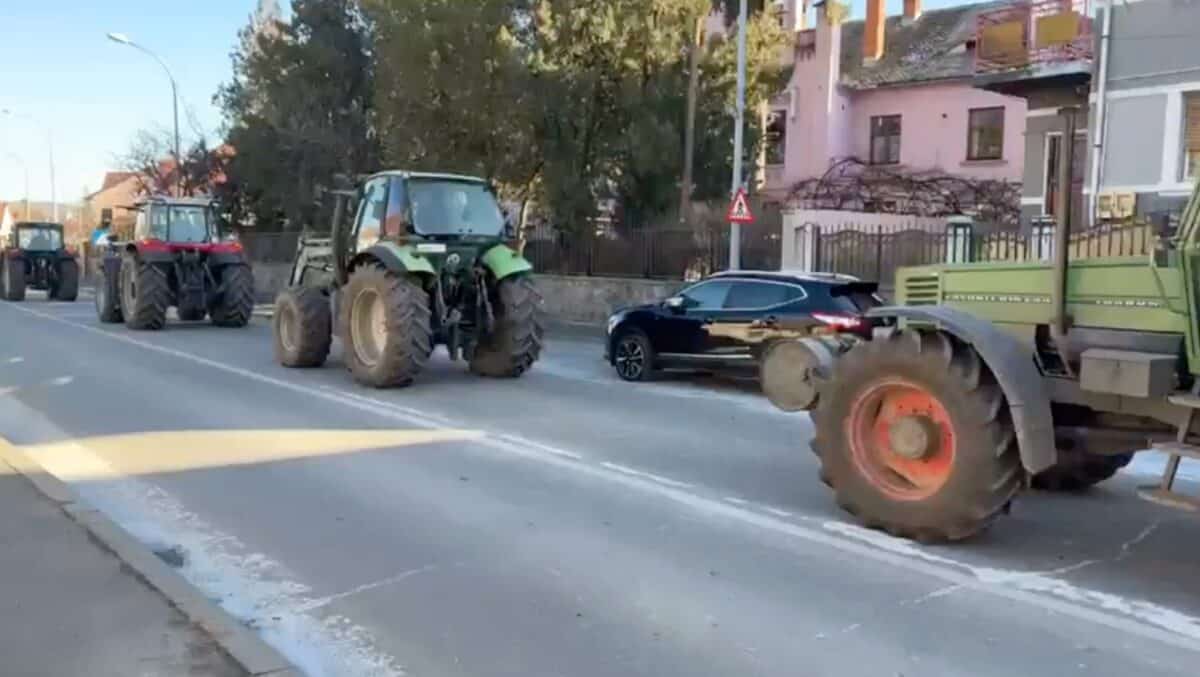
[812, 312, 864, 331]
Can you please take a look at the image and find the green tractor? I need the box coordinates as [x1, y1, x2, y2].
[1, 221, 79, 302]
[273, 171, 543, 387]
[766, 181, 1200, 542]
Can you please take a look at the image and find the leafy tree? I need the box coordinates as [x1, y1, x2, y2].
[116, 128, 229, 199]
[217, 0, 377, 231]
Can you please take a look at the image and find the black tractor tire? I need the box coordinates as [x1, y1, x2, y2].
[2, 258, 26, 302]
[469, 275, 544, 378]
[178, 306, 207, 322]
[274, 286, 332, 368]
[95, 265, 123, 323]
[52, 259, 79, 301]
[340, 264, 432, 388]
[120, 255, 170, 330]
[209, 264, 255, 327]
[611, 328, 656, 382]
[811, 330, 1023, 543]
[1032, 445, 1134, 491]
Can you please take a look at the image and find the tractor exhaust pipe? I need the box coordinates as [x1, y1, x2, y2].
[1051, 106, 1078, 370]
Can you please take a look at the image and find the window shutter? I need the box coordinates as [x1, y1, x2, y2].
[1186, 93, 1200, 152]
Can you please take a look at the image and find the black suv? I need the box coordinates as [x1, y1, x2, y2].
[605, 271, 881, 382]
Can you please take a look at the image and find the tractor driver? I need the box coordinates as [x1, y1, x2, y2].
[26, 229, 51, 251]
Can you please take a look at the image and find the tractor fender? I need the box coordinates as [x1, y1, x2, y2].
[351, 242, 436, 278]
[866, 305, 1056, 474]
[480, 244, 533, 281]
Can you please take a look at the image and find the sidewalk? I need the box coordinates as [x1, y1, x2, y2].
[0, 462, 246, 677]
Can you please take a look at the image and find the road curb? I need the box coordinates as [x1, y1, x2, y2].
[0, 439, 303, 677]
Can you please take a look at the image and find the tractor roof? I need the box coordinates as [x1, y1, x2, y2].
[14, 221, 64, 231]
[368, 171, 488, 185]
[135, 196, 216, 208]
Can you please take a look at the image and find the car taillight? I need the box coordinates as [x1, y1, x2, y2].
[812, 312, 864, 331]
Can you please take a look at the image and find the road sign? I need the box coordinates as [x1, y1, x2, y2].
[726, 188, 755, 224]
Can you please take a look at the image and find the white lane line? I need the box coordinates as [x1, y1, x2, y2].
[724, 497, 750, 506]
[600, 462, 695, 489]
[12, 303, 1200, 653]
[49, 376, 74, 386]
[6, 357, 23, 364]
[764, 507, 793, 518]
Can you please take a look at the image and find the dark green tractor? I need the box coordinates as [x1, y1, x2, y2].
[274, 171, 543, 388]
[0, 221, 79, 302]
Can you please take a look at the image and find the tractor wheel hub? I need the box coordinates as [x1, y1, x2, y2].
[888, 415, 939, 460]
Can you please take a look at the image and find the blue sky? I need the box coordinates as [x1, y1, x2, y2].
[0, 0, 978, 206]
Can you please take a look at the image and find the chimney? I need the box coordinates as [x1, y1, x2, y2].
[864, 0, 885, 62]
[904, 0, 922, 21]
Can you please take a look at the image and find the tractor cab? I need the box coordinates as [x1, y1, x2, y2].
[133, 197, 219, 246]
[15, 222, 66, 252]
[0, 221, 79, 302]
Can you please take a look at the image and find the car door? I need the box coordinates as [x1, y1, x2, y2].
[705, 280, 808, 361]
[655, 279, 733, 358]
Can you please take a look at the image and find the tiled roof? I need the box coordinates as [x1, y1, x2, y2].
[838, 2, 1008, 89]
[100, 171, 137, 191]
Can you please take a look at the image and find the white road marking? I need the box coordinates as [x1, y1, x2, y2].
[49, 376, 73, 386]
[724, 497, 750, 506]
[6, 357, 23, 364]
[11, 303, 1200, 654]
[764, 507, 793, 518]
[600, 461, 694, 489]
[297, 565, 437, 613]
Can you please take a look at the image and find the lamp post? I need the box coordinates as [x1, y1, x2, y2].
[107, 32, 181, 194]
[1, 109, 57, 221]
[4, 153, 30, 219]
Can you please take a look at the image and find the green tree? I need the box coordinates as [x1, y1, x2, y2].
[365, 0, 543, 229]
[217, 0, 377, 231]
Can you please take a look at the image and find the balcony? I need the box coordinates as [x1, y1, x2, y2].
[974, 0, 1093, 81]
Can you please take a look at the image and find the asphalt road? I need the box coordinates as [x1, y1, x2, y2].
[3, 293, 1200, 676]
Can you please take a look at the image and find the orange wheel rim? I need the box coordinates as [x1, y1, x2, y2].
[846, 378, 956, 501]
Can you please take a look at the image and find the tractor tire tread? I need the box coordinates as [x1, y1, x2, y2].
[210, 264, 255, 327]
[341, 265, 432, 388]
[121, 258, 170, 330]
[469, 275, 544, 378]
[274, 286, 332, 368]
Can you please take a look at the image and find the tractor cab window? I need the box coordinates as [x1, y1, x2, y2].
[141, 205, 212, 243]
[407, 179, 503, 238]
[17, 226, 62, 252]
[354, 177, 388, 254]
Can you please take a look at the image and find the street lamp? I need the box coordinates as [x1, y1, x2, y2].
[1, 109, 57, 221]
[3, 153, 30, 220]
[107, 31, 181, 194]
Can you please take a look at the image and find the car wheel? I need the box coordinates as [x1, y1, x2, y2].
[613, 330, 655, 382]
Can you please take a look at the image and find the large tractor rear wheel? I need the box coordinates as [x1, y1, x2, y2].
[52, 259, 79, 301]
[210, 264, 255, 328]
[340, 264, 432, 388]
[95, 263, 123, 323]
[812, 330, 1023, 542]
[274, 286, 332, 368]
[120, 255, 170, 330]
[470, 275, 544, 378]
[1032, 445, 1134, 491]
[1, 258, 26, 302]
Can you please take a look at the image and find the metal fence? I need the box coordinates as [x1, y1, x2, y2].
[798, 219, 1162, 284]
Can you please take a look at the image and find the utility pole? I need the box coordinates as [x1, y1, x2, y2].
[729, 0, 748, 270]
[680, 13, 705, 224]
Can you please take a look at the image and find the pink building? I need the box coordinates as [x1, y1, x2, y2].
[763, 0, 1027, 202]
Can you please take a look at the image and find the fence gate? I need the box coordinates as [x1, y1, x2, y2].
[793, 223, 820, 272]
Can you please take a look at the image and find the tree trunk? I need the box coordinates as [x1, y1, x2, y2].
[680, 15, 705, 225]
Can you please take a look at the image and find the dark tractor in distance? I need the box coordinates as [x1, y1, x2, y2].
[94, 197, 254, 330]
[274, 171, 543, 388]
[0, 222, 79, 302]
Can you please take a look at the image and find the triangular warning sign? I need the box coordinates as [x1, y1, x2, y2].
[726, 188, 755, 224]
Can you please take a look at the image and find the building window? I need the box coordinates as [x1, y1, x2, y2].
[967, 107, 1005, 161]
[869, 115, 901, 165]
[765, 110, 787, 165]
[1184, 92, 1200, 181]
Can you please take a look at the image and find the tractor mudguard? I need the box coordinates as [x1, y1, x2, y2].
[866, 305, 1057, 475]
[352, 242, 436, 277]
[481, 244, 533, 281]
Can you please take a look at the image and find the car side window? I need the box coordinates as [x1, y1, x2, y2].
[680, 280, 732, 310]
[723, 281, 804, 310]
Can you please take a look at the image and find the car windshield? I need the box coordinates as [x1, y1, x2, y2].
[17, 226, 63, 251]
[408, 179, 504, 237]
[149, 205, 212, 243]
